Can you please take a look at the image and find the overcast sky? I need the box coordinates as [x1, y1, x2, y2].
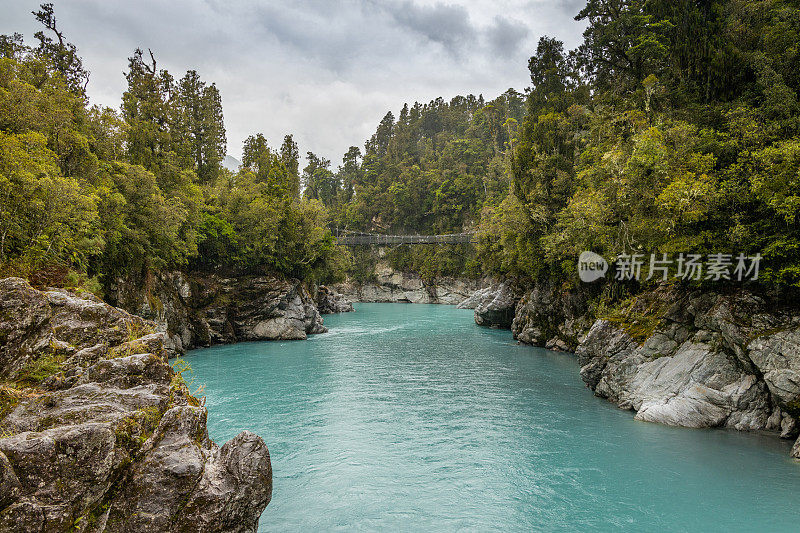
[1, 0, 587, 166]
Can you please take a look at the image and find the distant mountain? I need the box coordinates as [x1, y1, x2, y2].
[223, 155, 241, 172]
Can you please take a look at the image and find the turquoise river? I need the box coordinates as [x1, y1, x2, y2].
[188, 303, 800, 531]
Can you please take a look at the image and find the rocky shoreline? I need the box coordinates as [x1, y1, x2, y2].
[0, 277, 272, 531]
[107, 272, 355, 355]
[468, 280, 800, 458]
[333, 265, 486, 305]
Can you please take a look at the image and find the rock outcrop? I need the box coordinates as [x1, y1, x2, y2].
[316, 286, 354, 314]
[108, 272, 326, 353]
[455, 286, 492, 309]
[573, 287, 800, 436]
[470, 279, 800, 457]
[334, 266, 485, 305]
[0, 277, 272, 531]
[511, 281, 592, 351]
[576, 319, 774, 430]
[469, 281, 522, 329]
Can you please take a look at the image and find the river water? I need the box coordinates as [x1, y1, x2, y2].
[188, 303, 800, 531]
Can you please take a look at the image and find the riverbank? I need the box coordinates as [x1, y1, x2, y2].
[333, 264, 487, 305]
[466, 280, 800, 459]
[107, 271, 355, 354]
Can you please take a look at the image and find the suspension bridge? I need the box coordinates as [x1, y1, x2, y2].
[333, 228, 477, 246]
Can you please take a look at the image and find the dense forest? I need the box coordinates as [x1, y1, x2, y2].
[321, 0, 800, 288]
[0, 4, 348, 295]
[322, 90, 526, 280]
[2, 1, 800, 293]
[479, 0, 800, 287]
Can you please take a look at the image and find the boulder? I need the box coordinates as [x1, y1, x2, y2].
[0, 278, 272, 532]
[316, 286, 354, 314]
[473, 281, 521, 329]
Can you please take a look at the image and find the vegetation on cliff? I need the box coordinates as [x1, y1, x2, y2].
[0, 4, 348, 295]
[479, 0, 800, 287]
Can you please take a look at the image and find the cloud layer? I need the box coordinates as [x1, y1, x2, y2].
[1, 0, 586, 165]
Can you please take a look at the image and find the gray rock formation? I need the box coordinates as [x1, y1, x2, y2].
[576, 319, 773, 430]
[455, 286, 492, 309]
[0, 277, 272, 531]
[573, 288, 800, 433]
[511, 282, 592, 351]
[108, 272, 326, 353]
[333, 266, 485, 305]
[506, 281, 800, 457]
[316, 286, 354, 314]
[747, 329, 800, 411]
[472, 281, 522, 329]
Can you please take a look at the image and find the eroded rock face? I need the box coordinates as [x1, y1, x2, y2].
[316, 286, 354, 314]
[504, 281, 800, 456]
[572, 287, 800, 439]
[334, 266, 485, 305]
[455, 286, 492, 310]
[792, 436, 800, 459]
[0, 280, 154, 379]
[108, 272, 326, 353]
[511, 282, 592, 351]
[747, 329, 800, 411]
[0, 278, 272, 532]
[471, 281, 522, 329]
[577, 319, 772, 430]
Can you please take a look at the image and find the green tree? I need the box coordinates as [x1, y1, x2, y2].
[31, 3, 89, 96]
[279, 134, 301, 197]
[171, 70, 226, 183]
[121, 48, 172, 171]
[303, 152, 338, 205]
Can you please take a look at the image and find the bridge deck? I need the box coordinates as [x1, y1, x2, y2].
[335, 232, 476, 245]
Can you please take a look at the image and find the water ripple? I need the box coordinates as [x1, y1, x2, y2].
[189, 303, 800, 532]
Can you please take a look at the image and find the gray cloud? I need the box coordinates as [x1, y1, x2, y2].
[486, 15, 529, 56]
[383, 1, 475, 56]
[0, 0, 587, 165]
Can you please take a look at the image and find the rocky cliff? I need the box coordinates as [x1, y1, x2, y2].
[0, 277, 272, 531]
[334, 265, 486, 305]
[108, 272, 327, 354]
[459, 281, 523, 328]
[316, 285, 354, 314]
[469, 281, 800, 458]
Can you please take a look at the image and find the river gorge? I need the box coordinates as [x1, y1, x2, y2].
[189, 303, 800, 532]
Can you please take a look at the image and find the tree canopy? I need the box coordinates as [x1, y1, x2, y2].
[3, 0, 800, 291]
[0, 4, 348, 293]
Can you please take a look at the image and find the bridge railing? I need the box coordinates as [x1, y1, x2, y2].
[334, 230, 477, 246]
